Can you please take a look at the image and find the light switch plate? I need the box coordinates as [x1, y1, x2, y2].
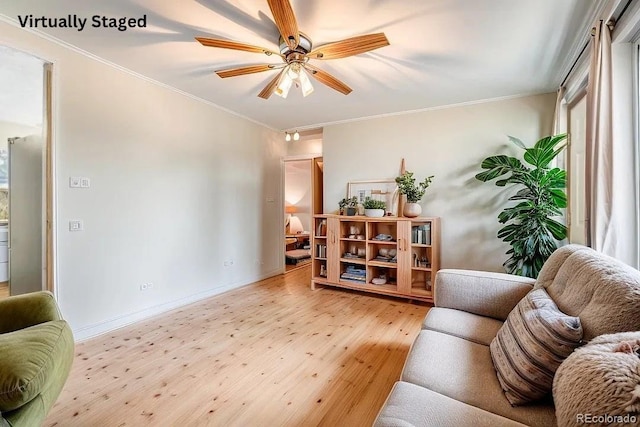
[69, 220, 83, 231]
[69, 177, 81, 188]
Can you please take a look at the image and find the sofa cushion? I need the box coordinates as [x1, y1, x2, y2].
[374, 381, 528, 427]
[490, 288, 583, 405]
[423, 307, 503, 346]
[553, 331, 640, 427]
[401, 330, 556, 427]
[0, 320, 70, 412]
[535, 244, 640, 340]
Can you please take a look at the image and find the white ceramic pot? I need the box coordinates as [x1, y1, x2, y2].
[403, 202, 422, 218]
[364, 208, 385, 218]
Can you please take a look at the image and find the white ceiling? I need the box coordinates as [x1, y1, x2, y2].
[0, 45, 44, 127]
[0, 0, 599, 130]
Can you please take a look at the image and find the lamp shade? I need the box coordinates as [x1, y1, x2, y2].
[285, 205, 297, 214]
[288, 215, 304, 234]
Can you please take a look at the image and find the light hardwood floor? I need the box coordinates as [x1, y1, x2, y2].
[46, 266, 429, 427]
[0, 282, 8, 299]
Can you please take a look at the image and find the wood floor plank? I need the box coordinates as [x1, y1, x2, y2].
[45, 265, 429, 427]
[0, 282, 8, 299]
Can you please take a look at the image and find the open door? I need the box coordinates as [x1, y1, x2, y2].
[8, 135, 43, 295]
[312, 157, 323, 214]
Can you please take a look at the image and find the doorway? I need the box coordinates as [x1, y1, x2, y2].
[283, 157, 323, 273]
[0, 45, 54, 298]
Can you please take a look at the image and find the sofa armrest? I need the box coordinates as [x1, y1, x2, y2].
[434, 269, 535, 321]
[0, 291, 63, 334]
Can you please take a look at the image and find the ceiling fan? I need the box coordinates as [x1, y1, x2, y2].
[195, 0, 390, 99]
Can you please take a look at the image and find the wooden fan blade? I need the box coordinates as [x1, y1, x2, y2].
[308, 33, 389, 60]
[267, 0, 299, 50]
[304, 64, 352, 95]
[258, 68, 286, 99]
[216, 64, 284, 79]
[195, 37, 280, 57]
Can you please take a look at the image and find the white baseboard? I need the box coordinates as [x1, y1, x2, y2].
[73, 268, 282, 342]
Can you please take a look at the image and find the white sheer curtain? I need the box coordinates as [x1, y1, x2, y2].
[585, 20, 637, 266]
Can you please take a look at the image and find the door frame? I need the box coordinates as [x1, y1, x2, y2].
[44, 62, 54, 293]
[2, 48, 55, 296]
[281, 155, 323, 273]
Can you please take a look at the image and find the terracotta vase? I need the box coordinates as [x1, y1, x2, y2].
[403, 202, 422, 218]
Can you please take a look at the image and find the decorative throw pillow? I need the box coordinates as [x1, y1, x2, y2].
[490, 288, 583, 406]
[553, 332, 640, 427]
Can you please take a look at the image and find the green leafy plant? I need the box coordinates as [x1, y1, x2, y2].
[338, 196, 358, 210]
[395, 171, 434, 203]
[363, 197, 386, 210]
[475, 134, 568, 278]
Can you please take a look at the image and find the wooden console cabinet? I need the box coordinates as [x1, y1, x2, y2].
[311, 214, 440, 303]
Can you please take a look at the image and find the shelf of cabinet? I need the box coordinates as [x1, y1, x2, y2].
[340, 257, 366, 265]
[411, 266, 432, 271]
[367, 240, 397, 245]
[368, 260, 398, 268]
[411, 243, 431, 248]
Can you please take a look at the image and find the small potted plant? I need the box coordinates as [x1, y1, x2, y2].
[363, 197, 386, 217]
[395, 171, 434, 217]
[338, 196, 358, 216]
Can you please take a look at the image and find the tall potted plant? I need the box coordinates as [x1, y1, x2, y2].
[395, 171, 434, 217]
[475, 134, 568, 278]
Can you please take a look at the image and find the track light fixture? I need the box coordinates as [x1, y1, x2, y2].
[284, 131, 300, 141]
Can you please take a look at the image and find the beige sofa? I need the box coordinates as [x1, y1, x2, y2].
[374, 244, 640, 426]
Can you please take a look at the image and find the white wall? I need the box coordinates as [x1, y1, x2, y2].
[324, 93, 556, 272]
[0, 20, 284, 339]
[286, 138, 322, 157]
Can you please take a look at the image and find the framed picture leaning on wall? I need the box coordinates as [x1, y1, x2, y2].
[347, 179, 399, 216]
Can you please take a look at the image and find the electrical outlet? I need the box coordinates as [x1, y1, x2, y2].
[69, 177, 81, 188]
[139, 283, 153, 291]
[80, 177, 91, 188]
[223, 259, 234, 267]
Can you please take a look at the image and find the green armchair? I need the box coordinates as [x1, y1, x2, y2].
[0, 291, 74, 426]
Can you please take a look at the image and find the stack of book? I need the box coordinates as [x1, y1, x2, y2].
[340, 265, 366, 283]
[411, 224, 432, 245]
[316, 244, 327, 258]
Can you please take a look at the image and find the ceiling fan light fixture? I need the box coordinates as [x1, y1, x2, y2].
[275, 65, 294, 98]
[298, 69, 314, 97]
